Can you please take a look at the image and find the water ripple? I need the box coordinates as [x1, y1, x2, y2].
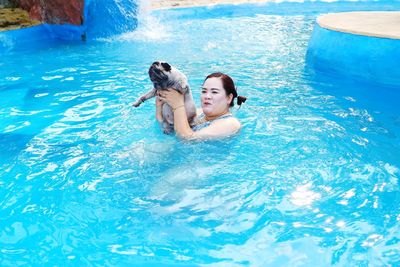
[1, 5, 400, 266]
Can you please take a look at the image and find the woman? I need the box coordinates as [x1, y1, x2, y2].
[157, 72, 246, 140]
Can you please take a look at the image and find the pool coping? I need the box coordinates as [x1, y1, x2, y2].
[151, 0, 272, 10]
[317, 11, 400, 40]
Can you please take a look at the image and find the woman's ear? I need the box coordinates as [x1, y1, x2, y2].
[227, 93, 234, 105]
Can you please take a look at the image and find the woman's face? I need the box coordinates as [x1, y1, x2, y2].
[201, 77, 233, 117]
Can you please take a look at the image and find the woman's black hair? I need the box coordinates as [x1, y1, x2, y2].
[204, 72, 247, 107]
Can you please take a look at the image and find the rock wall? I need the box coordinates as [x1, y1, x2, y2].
[14, 0, 84, 25]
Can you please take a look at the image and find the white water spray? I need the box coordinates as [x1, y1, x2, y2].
[115, 0, 171, 42]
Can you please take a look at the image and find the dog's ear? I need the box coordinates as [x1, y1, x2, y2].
[161, 62, 172, 72]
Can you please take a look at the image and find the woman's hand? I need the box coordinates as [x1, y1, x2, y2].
[155, 95, 164, 107]
[158, 89, 193, 139]
[158, 89, 184, 109]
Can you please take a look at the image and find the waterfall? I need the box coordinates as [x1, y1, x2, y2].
[111, 0, 171, 42]
[83, 0, 139, 39]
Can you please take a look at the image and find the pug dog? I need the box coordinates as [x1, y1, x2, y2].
[132, 61, 196, 134]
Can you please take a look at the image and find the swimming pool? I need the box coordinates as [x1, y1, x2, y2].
[1, 1, 400, 266]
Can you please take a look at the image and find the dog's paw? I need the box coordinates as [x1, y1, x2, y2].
[132, 100, 142, 107]
[163, 128, 172, 135]
[163, 125, 174, 135]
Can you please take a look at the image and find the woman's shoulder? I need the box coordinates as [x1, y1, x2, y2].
[191, 113, 241, 139]
[218, 115, 241, 130]
[202, 114, 241, 133]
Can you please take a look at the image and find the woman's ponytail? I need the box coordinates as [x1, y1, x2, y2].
[237, 95, 247, 106]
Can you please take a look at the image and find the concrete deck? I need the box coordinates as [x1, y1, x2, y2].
[317, 11, 400, 40]
[151, 0, 270, 9]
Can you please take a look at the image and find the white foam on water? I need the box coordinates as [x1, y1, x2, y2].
[103, 0, 171, 42]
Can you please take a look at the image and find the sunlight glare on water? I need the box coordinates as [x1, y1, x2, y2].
[1, 2, 400, 266]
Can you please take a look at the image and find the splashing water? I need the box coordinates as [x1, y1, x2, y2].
[1, 1, 400, 266]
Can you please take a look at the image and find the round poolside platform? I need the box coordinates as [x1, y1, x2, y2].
[306, 11, 400, 87]
[318, 11, 400, 40]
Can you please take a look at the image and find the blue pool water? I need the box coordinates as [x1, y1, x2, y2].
[1, 2, 400, 266]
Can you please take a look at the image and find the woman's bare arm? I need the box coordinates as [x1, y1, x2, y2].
[155, 96, 163, 123]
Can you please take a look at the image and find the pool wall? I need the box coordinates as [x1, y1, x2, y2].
[0, 0, 139, 53]
[306, 23, 400, 88]
[0, 25, 51, 52]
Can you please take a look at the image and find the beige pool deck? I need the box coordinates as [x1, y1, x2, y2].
[317, 11, 400, 40]
[151, 0, 271, 9]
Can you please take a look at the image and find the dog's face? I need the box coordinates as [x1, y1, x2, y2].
[148, 61, 172, 88]
[149, 61, 185, 90]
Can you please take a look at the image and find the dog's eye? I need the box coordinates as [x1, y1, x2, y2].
[161, 63, 171, 72]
